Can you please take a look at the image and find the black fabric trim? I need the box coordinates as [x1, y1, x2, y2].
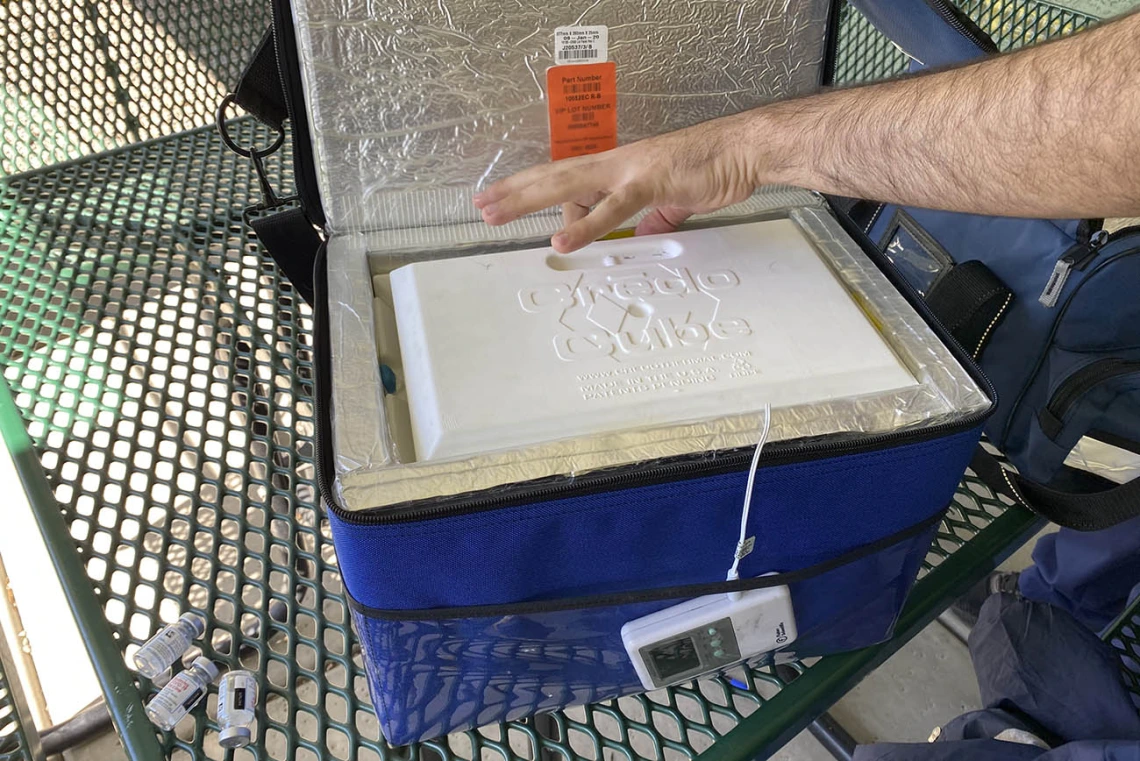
[344, 509, 946, 621]
[249, 207, 320, 306]
[970, 446, 1140, 531]
[926, 260, 1013, 359]
[232, 28, 288, 128]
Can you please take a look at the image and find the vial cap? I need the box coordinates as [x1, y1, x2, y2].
[219, 725, 252, 748]
[181, 612, 207, 638]
[193, 657, 220, 682]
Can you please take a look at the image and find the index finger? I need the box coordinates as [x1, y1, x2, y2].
[473, 150, 609, 210]
[478, 165, 614, 227]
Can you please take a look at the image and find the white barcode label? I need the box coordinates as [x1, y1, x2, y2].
[554, 26, 608, 64]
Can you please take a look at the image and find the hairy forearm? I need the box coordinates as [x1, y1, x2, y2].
[750, 11, 1140, 218]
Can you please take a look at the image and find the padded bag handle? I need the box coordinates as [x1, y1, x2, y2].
[970, 447, 1140, 531]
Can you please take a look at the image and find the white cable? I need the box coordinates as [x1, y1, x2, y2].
[726, 403, 771, 601]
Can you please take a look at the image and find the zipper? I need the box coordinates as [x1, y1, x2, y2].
[1000, 238, 1140, 446]
[924, 0, 1000, 54]
[270, 0, 326, 226]
[1038, 229, 1109, 308]
[1041, 358, 1140, 436]
[309, 205, 998, 527]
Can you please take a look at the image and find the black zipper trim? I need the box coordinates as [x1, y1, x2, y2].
[344, 509, 946, 620]
[1038, 359, 1140, 440]
[922, 0, 1000, 55]
[312, 202, 997, 526]
[1000, 237, 1140, 447]
[820, 0, 845, 88]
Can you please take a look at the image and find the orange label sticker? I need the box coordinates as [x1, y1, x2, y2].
[547, 62, 617, 161]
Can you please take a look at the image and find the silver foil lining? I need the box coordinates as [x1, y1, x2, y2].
[290, 0, 833, 235]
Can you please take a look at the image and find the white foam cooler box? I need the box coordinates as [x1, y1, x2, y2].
[264, 0, 997, 744]
[389, 220, 919, 461]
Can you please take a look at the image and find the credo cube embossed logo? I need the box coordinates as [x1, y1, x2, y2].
[517, 257, 755, 364]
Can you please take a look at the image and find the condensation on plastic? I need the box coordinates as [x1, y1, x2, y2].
[289, 0, 833, 235]
[351, 520, 936, 744]
[325, 189, 991, 511]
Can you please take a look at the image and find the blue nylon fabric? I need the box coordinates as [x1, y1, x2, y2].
[1021, 513, 1140, 632]
[853, 594, 1140, 761]
[330, 429, 979, 611]
[850, 0, 1140, 488]
[868, 210, 1081, 450]
[847, 0, 989, 67]
[989, 248, 1140, 478]
[351, 525, 938, 745]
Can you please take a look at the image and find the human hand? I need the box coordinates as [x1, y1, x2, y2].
[473, 113, 761, 253]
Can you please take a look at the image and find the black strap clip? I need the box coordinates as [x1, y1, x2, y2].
[216, 93, 301, 226]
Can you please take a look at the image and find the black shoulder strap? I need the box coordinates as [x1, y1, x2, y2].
[223, 22, 322, 308]
[970, 447, 1140, 531]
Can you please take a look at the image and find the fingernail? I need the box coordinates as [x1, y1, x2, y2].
[482, 202, 499, 215]
[472, 193, 487, 208]
[552, 233, 569, 249]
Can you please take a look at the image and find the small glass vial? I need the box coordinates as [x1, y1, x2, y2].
[145, 657, 219, 731]
[217, 670, 257, 748]
[133, 613, 206, 679]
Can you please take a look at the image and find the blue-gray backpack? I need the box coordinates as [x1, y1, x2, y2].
[837, 0, 1140, 531]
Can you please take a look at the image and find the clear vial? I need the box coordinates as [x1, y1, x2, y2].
[217, 670, 257, 748]
[144, 657, 219, 731]
[133, 613, 206, 679]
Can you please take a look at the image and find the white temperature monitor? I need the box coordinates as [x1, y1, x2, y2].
[621, 585, 797, 690]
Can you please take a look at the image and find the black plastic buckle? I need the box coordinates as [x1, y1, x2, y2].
[216, 93, 301, 225]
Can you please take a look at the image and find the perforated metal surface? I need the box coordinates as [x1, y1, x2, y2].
[833, 0, 1096, 83]
[0, 135, 1030, 753]
[0, 0, 268, 175]
[0, 2, 1109, 760]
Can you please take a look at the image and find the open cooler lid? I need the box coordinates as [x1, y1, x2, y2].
[288, 0, 837, 236]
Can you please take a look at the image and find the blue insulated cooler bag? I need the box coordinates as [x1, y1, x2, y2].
[843, 0, 1140, 532]
[222, 0, 998, 744]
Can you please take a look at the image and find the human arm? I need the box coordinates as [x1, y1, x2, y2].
[474, 11, 1140, 252]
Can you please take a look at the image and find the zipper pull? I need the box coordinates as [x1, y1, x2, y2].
[1038, 231, 1107, 308]
[1039, 256, 1073, 307]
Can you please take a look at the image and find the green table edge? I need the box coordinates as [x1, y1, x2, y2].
[0, 384, 164, 758]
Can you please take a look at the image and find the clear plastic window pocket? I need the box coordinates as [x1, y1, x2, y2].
[879, 210, 955, 297]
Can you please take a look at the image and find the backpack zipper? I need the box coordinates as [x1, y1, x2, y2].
[1000, 239, 1140, 447]
[1040, 358, 1140, 438]
[923, 0, 1000, 54]
[1038, 229, 1109, 308]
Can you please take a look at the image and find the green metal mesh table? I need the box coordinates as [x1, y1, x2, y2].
[0, 1, 1128, 760]
[0, 621, 42, 761]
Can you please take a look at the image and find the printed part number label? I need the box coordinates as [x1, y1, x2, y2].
[547, 62, 617, 161]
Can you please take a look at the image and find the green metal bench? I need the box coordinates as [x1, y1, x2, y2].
[1, 2, 1129, 760]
